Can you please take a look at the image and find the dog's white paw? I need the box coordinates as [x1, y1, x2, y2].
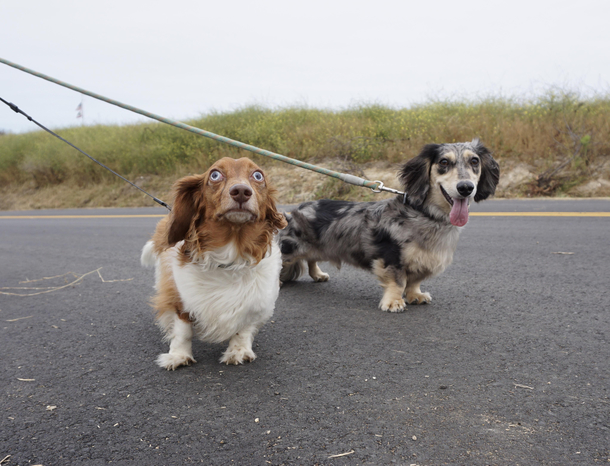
[312, 272, 330, 282]
[406, 291, 432, 304]
[220, 347, 257, 365]
[379, 298, 406, 313]
[156, 352, 196, 371]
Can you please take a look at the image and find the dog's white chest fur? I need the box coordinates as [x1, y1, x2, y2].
[167, 239, 282, 343]
[402, 227, 461, 278]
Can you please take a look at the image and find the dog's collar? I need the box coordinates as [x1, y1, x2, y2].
[217, 257, 256, 268]
[399, 192, 423, 213]
[217, 262, 236, 269]
[399, 193, 443, 222]
[184, 248, 241, 269]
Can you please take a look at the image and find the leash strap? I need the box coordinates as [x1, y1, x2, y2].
[0, 57, 405, 197]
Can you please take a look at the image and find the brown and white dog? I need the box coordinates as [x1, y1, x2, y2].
[141, 157, 287, 370]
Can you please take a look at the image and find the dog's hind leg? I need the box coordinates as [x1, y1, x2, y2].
[308, 261, 330, 282]
[220, 325, 258, 365]
[405, 279, 432, 304]
[156, 313, 196, 370]
[373, 260, 407, 312]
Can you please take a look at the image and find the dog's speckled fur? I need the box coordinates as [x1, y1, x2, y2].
[279, 139, 500, 312]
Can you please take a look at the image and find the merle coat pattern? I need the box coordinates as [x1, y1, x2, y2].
[279, 139, 500, 312]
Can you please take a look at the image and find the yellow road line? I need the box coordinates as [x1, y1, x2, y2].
[470, 212, 610, 217]
[0, 214, 166, 219]
[0, 212, 609, 219]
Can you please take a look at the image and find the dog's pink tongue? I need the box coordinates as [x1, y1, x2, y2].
[449, 198, 469, 226]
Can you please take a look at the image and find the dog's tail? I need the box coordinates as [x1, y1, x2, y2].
[141, 240, 158, 268]
[280, 259, 306, 282]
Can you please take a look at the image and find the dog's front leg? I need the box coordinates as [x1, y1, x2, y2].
[405, 279, 432, 304]
[156, 313, 196, 370]
[308, 261, 330, 282]
[220, 325, 258, 365]
[373, 261, 407, 312]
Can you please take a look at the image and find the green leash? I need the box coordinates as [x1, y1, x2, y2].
[0, 57, 404, 197]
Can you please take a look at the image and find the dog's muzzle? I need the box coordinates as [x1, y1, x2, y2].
[440, 183, 473, 227]
[456, 181, 475, 197]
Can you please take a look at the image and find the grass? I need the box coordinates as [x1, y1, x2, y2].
[1, 90, 609, 209]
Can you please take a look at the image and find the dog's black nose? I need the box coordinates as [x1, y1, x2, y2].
[456, 181, 475, 197]
[230, 184, 253, 204]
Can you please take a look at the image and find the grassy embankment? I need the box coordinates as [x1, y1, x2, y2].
[1, 92, 609, 210]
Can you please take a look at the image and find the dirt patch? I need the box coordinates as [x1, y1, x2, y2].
[1, 160, 608, 211]
[496, 163, 536, 196]
[569, 178, 610, 197]
[264, 160, 400, 204]
[0, 160, 403, 210]
[0, 178, 176, 211]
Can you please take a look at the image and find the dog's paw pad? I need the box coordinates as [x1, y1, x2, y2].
[220, 348, 257, 365]
[379, 299, 406, 313]
[406, 292, 432, 304]
[156, 353, 196, 371]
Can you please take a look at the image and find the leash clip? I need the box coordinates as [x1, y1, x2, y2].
[372, 180, 407, 199]
[371, 180, 384, 193]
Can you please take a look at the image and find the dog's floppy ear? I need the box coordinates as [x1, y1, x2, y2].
[398, 144, 440, 207]
[167, 175, 205, 245]
[471, 139, 500, 202]
[264, 186, 288, 232]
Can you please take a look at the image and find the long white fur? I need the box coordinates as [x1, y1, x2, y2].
[141, 238, 282, 369]
[141, 240, 157, 268]
[156, 313, 196, 370]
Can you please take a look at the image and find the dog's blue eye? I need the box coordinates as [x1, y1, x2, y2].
[252, 171, 264, 182]
[209, 170, 223, 181]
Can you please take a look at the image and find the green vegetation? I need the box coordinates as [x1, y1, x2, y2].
[1, 91, 609, 209]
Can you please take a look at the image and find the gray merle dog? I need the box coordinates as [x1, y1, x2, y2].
[279, 139, 500, 312]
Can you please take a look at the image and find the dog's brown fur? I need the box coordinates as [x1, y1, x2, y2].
[150, 157, 287, 263]
[141, 157, 287, 369]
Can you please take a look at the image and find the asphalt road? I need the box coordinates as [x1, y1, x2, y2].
[1, 199, 609, 465]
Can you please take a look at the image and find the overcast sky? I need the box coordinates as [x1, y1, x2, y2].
[1, 0, 609, 134]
